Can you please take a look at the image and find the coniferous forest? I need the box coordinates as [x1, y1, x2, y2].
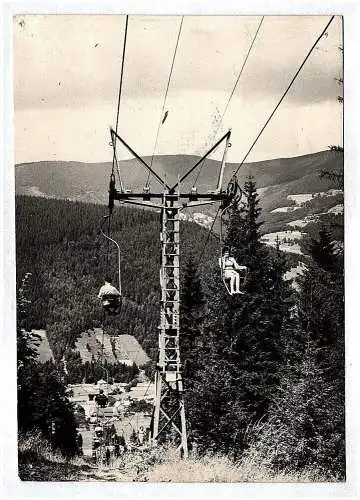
[16, 174, 344, 478]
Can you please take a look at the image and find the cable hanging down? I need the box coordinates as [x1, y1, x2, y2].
[146, 16, 184, 188]
[192, 16, 264, 188]
[233, 15, 335, 177]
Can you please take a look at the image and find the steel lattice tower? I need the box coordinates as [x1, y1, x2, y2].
[108, 128, 232, 457]
[152, 192, 188, 455]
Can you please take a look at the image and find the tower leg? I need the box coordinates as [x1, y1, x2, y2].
[151, 192, 188, 456]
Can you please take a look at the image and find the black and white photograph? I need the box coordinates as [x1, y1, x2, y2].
[2, 7, 352, 489]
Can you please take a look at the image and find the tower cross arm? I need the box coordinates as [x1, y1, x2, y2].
[110, 127, 171, 190]
[170, 130, 231, 192]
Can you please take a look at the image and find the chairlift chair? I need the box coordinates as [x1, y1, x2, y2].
[219, 255, 248, 296]
[101, 294, 121, 315]
[219, 185, 248, 296]
[221, 266, 248, 296]
[189, 186, 198, 201]
[99, 214, 122, 316]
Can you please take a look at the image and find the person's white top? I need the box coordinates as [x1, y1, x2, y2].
[98, 282, 121, 298]
[219, 256, 236, 270]
[219, 256, 247, 272]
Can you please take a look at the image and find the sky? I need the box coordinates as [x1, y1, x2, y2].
[13, 14, 343, 164]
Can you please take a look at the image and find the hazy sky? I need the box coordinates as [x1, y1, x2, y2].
[13, 15, 343, 164]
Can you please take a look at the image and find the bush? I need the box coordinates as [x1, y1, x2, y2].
[18, 359, 78, 457]
[127, 399, 153, 414]
[18, 430, 88, 481]
[128, 378, 138, 388]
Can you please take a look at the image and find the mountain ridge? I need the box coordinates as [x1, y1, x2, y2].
[15, 149, 343, 260]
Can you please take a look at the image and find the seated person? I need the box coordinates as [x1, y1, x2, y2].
[98, 278, 121, 314]
[94, 389, 108, 408]
[218, 248, 247, 295]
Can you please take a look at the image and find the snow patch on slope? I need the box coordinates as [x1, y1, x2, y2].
[192, 213, 214, 228]
[287, 214, 320, 228]
[271, 206, 301, 213]
[287, 193, 314, 205]
[272, 190, 343, 214]
[22, 186, 54, 198]
[261, 230, 306, 255]
[179, 211, 214, 229]
[327, 204, 343, 215]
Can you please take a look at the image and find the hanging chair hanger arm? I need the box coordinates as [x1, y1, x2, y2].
[110, 128, 170, 190]
[100, 215, 122, 295]
[171, 130, 231, 192]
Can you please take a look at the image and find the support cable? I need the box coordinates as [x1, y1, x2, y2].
[192, 16, 264, 187]
[196, 205, 221, 267]
[171, 130, 230, 192]
[196, 17, 334, 269]
[146, 16, 184, 188]
[107, 16, 128, 266]
[115, 15, 129, 136]
[190, 140, 222, 189]
[112, 15, 129, 178]
[233, 15, 335, 177]
[100, 215, 122, 294]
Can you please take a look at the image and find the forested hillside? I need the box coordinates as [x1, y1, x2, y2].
[16, 175, 344, 478]
[15, 195, 218, 359]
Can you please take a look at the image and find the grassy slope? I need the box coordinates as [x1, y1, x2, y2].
[18, 432, 338, 483]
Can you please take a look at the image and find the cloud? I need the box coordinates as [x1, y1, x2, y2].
[14, 15, 342, 110]
[239, 59, 341, 104]
[13, 15, 343, 163]
[14, 93, 342, 164]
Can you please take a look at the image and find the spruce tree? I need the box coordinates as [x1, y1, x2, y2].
[189, 177, 294, 455]
[308, 226, 339, 273]
[180, 255, 206, 384]
[17, 273, 78, 457]
[274, 222, 345, 477]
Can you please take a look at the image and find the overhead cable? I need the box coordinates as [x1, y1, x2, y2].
[146, 16, 184, 187]
[112, 15, 129, 177]
[192, 16, 264, 187]
[233, 15, 335, 176]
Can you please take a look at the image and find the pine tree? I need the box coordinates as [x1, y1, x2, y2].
[245, 341, 345, 477]
[17, 273, 41, 373]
